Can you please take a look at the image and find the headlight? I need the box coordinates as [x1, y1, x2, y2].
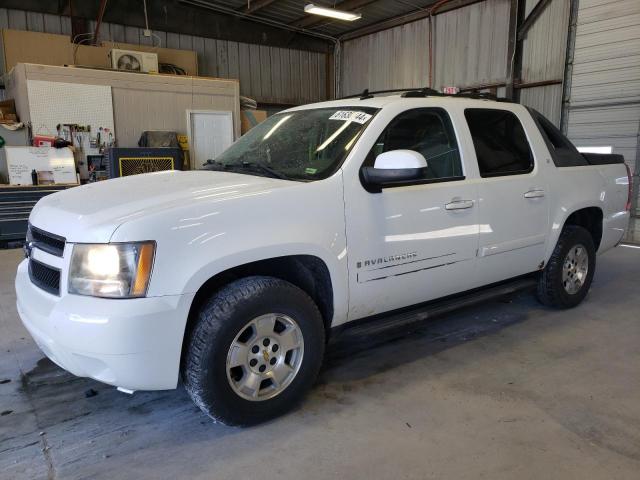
[68, 242, 155, 298]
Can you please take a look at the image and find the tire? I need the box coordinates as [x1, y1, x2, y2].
[537, 225, 596, 309]
[182, 276, 325, 426]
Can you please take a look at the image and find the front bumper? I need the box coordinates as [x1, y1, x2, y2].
[16, 259, 194, 391]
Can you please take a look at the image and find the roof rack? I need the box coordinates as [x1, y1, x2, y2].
[400, 88, 441, 97]
[340, 87, 513, 103]
[340, 88, 425, 100]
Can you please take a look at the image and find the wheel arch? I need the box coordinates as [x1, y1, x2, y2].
[563, 207, 603, 250]
[546, 205, 603, 263]
[180, 254, 336, 368]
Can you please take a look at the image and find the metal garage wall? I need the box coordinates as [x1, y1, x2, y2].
[564, 0, 640, 238]
[339, 0, 566, 126]
[518, 0, 570, 126]
[340, 0, 511, 96]
[565, 0, 640, 163]
[0, 8, 327, 105]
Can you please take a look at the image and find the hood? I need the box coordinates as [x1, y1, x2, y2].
[30, 170, 296, 242]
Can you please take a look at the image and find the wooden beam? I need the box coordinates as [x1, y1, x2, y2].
[238, 0, 279, 14]
[338, 0, 485, 41]
[516, 78, 562, 89]
[291, 0, 378, 29]
[459, 82, 506, 92]
[517, 0, 553, 41]
[454, 78, 562, 94]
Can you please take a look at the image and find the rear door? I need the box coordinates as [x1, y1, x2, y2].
[463, 107, 549, 284]
[343, 106, 480, 321]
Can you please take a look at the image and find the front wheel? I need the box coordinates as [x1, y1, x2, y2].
[182, 276, 325, 426]
[537, 225, 596, 308]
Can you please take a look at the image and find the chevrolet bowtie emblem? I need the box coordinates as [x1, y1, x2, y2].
[23, 241, 34, 259]
[262, 350, 269, 362]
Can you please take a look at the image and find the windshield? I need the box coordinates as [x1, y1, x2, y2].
[203, 107, 378, 181]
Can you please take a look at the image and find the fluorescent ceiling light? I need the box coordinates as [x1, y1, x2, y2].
[263, 115, 292, 140]
[304, 4, 362, 21]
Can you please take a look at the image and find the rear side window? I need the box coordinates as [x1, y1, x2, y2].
[364, 108, 463, 180]
[465, 109, 534, 177]
[529, 108, 588, 167]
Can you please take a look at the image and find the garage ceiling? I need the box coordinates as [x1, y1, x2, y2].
[188, 0, 444, 37]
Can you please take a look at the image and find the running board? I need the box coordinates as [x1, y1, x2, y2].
[330, 277, 537, 345]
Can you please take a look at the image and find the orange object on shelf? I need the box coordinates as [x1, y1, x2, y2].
[33, 135, 56, 147]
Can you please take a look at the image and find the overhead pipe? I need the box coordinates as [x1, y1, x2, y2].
[93, 0, 109, 45]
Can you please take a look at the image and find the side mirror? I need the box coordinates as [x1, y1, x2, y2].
[361, 150, 428, 192]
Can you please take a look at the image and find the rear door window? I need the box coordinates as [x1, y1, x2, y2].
[464, 109, 534, 177]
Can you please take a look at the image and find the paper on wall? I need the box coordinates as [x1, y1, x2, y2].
[6, 147, 77, 185]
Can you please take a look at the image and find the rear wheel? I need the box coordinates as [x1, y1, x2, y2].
[183, 276, 325, 426]
[537, 225, 596, 308]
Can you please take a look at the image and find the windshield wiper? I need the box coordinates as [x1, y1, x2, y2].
[202, 159, 228, 170]
[203, 159, 291, 180]
[238, 161, 291, 180]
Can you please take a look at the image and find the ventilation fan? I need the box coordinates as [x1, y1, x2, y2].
[109, 49, 159, 73]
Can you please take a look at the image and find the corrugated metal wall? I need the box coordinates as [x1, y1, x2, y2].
[564, 0, 640, 239]
[519, 0, 570, 126]
[341, 0, 510, 95]
[340, 0, 570, 126]
[0, 8, 327, 105]
[433, 0, 511, 90]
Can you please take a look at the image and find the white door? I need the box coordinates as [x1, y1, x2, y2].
[463, 107, 549, 284]
[187, 110, 234, 169]
[344, 107, 480, 321]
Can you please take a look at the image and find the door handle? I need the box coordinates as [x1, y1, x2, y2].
[445, 199, 474, 210]
[524, 189, 545, 199]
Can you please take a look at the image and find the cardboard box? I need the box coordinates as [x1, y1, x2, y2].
[241, 110, 267, 134]
[1, 29, 71, 73]
[1, 29, 198, 77]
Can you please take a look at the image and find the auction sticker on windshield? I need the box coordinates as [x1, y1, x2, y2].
[329, 111, 373, 124]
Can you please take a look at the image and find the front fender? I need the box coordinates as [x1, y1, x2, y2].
[110, 173, 349, 324]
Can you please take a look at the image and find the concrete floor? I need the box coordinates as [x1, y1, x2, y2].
[1, 246, 639, 480]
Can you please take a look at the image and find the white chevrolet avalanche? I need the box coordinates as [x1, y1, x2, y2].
[16, 90, 632, 425]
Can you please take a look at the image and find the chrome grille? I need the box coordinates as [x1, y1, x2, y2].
[28, 224, 66, 257]
[28, 259, 61, 296]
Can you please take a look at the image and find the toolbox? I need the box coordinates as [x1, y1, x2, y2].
[0, 185, 69, 243]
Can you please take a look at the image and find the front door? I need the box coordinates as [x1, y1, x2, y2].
[343, 107, 480, 321]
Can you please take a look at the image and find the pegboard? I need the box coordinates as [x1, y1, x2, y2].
[26, 80, 114, 137]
